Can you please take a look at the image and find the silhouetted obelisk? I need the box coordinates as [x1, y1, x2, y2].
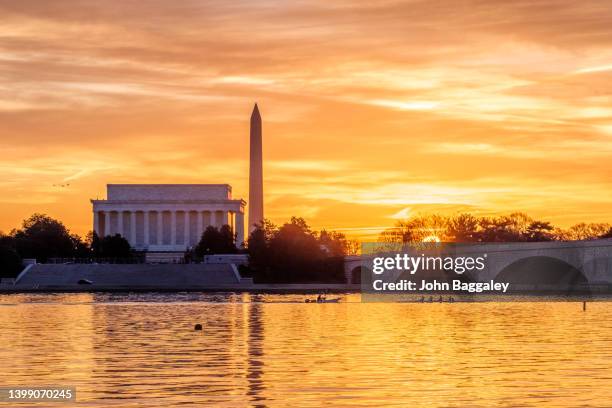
[248, 103, 264, 232]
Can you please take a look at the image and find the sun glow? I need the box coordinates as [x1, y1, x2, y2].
[422, 234, 441, 243]
[1, 1, 612, 240]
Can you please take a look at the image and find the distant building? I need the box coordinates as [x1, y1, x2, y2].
[91, 184, 245, 252]
[90, 104, 264, 255]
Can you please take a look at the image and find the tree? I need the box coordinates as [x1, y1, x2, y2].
[0, 232, 14, 249]
[345, 239, 360, 256]
[378, 212, 571, 243]
[248, 219, 277, 246]
[447, 213, 480, 242]
[524, 221, 555, 242]
[267, 217, 326, 282]
[599, 227, 612, 239]
[247, 217, 346, 283]
[0, 246, 22, 278]
[219, 225, 237, 253]
[93, 233, 132, 259]
[475, 213, 531, 242]
[12, 214, 79, 261]
[318, 230, 359, 256]
[72, 233, 92, 257]
[90, 232, 101, 256]
[561, 223, 612, 240]
[195, 226, 221, 257]
[319, 230, 350, 257]
[247, 220, 275, 273]
[194, 225, 236, 257]
[380, 214, 450, 243]
[0, 233, 22, 278]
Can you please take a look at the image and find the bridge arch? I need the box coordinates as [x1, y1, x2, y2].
[495, 256, 588, 286]
[348, 266, 371, 285]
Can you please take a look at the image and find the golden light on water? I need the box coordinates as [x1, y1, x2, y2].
[1, 295, 611, 406]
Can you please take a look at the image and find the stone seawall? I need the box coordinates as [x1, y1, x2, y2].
[0, 264, 358, 293]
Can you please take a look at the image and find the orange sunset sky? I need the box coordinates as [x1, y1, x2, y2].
[1, 1, 612, 240]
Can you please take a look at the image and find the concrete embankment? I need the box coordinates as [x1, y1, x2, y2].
[0, 263, 358, 293]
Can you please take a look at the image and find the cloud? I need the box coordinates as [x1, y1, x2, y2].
[367, 99, 440, 111]
[390, 207, 412, 219]
[574, 64, 612, 74]
[1, 0, 612, 238]
[268, 160, 347, 171]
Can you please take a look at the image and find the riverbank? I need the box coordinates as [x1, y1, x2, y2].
[0, 263, 358, 293]
[0, 283, 359, 294]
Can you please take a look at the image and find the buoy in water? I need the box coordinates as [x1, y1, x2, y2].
[194, 324, 203, 331]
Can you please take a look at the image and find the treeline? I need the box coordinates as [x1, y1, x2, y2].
[0, 214, 243, 275]
[246, 217, 358, 283]
[0, 213, 359, 284]
[4, 211, 611, 282]
[0, 214, 135, 277]
[380, 212, 612, 243]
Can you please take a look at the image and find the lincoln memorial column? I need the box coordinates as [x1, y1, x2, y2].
[130, 212, 137, 245]
[211, 211, 218, 228]
[104, 212, 111, 237]
[118, 211, 124, 237]
[197, 211, 204, 241]
[236, 212, 245, 247]
[183, 211, 190, 247]
[157, 211, 163, 245]
[93, 211, 100, 235]
[171, 211, 177, 246]
[144, 211, 150, 246]
[221, 211, 229, 226]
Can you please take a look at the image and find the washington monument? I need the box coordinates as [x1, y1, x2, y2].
[249, 103, 263, 232]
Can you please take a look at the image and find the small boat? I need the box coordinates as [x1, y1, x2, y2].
[77, 279, 93, 285]
[305, 297, 341, 303]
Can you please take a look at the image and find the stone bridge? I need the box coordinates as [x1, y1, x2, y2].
[344, 239, 612, 285]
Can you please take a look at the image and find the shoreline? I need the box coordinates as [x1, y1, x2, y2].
[0, 283, 360, 294]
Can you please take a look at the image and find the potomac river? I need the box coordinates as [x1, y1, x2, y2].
[0, 293, 611, 407]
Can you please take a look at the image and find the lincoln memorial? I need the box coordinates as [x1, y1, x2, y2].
[91, 184, 246, 252]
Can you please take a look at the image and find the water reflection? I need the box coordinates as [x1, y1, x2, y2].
[0, 294, 611, 407]
[246, 295, 266, 407]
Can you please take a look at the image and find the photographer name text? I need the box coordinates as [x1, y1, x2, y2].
[372, 279, 510, 293]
